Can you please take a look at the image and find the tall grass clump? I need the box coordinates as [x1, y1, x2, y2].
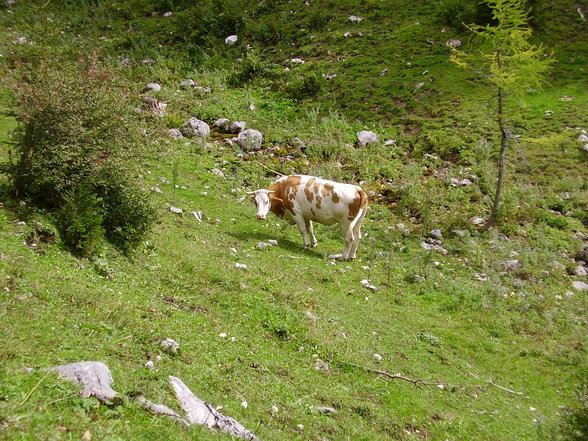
[2, 59, 156, 255]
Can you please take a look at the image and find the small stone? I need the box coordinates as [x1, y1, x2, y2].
[452, 229, 466, 237]
[190, 211, 203, 222]
[356, 130, 378, 147]
[373, 353, 382, 361]
[235, 263, 247, 269]
[572, 280, 588, 291]
[315, 359, 329, 370]
[163, 11, 172, 17]
[471, 217, 485, 226]
[180, 79, 195, 89]
[169, 206, 183, 215]
[145, 360, 155, 370]
[578, 134, 588, 142]
[430, 229, 443, 239]
[160, 338, 179, 354]
[268, 239, 278, 246]
[575, 266, 587, 277]
[446, 39, 462, 47]
[168, 128, 183, 140]
[225, 35, 238, 46]
[560, 96, 573, 101]
[228, 121, 247, 134]
[255, 242, 271, 249]
[316, 406, 337, 414]
[145, 82, 161, 92]
[544, 110, 553, 116]
[271, 405, 279, 413]
[219, 333, 227, 338]
[290, 58, 305, 64]
[349, 15, 364, 23]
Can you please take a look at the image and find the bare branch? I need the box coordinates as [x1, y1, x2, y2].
[346, 363, 446, 387]
[468, 372, 523, 395]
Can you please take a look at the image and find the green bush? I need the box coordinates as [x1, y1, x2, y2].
[2, 59, 156, 254]
[56, 185, 104, 257]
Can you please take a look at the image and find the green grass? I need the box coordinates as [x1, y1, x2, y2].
[0, 0, 587, 440]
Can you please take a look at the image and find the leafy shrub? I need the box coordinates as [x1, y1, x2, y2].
[95, 168, 157, 252]
[226, 51, 270, 86]
[56, 185, 104, 257]
[2, 59, 155, 254]
[285, 72, 324, 101]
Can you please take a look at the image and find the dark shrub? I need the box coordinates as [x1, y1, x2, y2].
[2, 59, 156, 255]
[56, 185, 104, 257]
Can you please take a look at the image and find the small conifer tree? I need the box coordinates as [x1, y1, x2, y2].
[451, 0, 551, 229]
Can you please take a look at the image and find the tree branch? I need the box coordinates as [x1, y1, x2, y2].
[468, 372, 523, 395]
[346, 363, 446, 387]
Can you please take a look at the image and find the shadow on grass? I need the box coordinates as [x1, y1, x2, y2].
[227, 230, 324, 259]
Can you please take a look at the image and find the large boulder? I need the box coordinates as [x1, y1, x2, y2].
[180, 117, 210, 138]
[236, 129, 263, 151]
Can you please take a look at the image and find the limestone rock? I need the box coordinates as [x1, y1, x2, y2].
[50, 361, 119, 403]
[236, 129, 263, 151]
[181, 118, 210, 138]
[356, 130, 378, 147]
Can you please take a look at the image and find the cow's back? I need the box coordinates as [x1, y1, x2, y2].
[272, 175, 365, 225]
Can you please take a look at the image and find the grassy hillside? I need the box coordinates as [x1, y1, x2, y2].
[1, 0, 587, 440]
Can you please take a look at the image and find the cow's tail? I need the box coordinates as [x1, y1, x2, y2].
[349, 189, 368, 232]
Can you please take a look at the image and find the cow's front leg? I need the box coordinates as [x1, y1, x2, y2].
[294, 216, 312, 250]
[305, 219, 318, 248]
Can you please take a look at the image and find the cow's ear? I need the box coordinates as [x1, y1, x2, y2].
[269, 194, 283, 203]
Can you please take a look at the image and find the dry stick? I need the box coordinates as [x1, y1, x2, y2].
[20, 371, 51, 406]
[347, 363, 446, 387]
[255, 160, 287, 177]
[468, 372, 523, 395]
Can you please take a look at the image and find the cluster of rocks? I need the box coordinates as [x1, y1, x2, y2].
[41, 360, 258, 440]
[421, 229, 448, 255]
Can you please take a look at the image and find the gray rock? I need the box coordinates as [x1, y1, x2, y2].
[136, 395, 189, 427]
[349, 15, 364, 23]
[145, 82, 161, 92]
[151, 187, 163, 194]
[169, 376, 259, 440]
[356, 130, 378, 147]
[452, 229, 466, 237]
[421, 241, 448, 255]
[50, 361, 119, 403]
[215, 118, 230, 130]
[228, 121, 247, 134]
[578, 134, 588, 142]
[316, 406, 337, 414]
[169, 207, 183, 215]
[180, 117, 210, 138]
[501, 259, 521, 269]
[446, 39, 462, 47]
[180, 79, 195, 89]
[575, 265, 587, 277]
[194, 86, 211, 94]
[168, 128, 183, 140]
[236, 129, 263, 151]
[225, 35, 238, 46]
[430, 229, 443, 239]
[160, 338, 180, 353]
[572, 281, 588, 291]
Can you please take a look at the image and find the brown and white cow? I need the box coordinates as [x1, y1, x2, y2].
[248, 175, 368, 261]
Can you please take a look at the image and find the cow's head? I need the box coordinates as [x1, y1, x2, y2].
[247, 189, 281, 220]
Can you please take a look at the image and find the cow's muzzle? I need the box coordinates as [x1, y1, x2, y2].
[257, 214, 266, 220]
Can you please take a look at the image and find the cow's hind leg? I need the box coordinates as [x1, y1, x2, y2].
[348, 210, 367, 260]
[306, 219, 318, 248]
[339, 220, 354, 261]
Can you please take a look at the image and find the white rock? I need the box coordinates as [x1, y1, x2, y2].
[576, 266, 587, 277]
[194, 86, 211, 94]
[145, 360, 155, 370]
[290, 58, 305, 64]
[163, 11, 172, 17]
[384, 139, 396, 145]
[180, 79, 195, 89]
[13, 36, 27, 44]
[181, 117, 210, 138]
[349, 15, 364, 23]
[142, 58, 156, 65]
[430, 229, 443, 239]
[471, 217, 485, 226]
[268, 239, 278, 246]
[146, 82, 161, 92]
[241, 400, 248, 408]
[219, 333, 227, 338]
[255, 242, 272, 249]
[446, 39, 462, 47]
[578, 134, 588, 142]
[544, 110, 553, 116]
[228, 121, 247, 133]
[168, 128, 183, 140]
[356, 130, 379, 147]
[373, 353, 382, 361]
[169, 206, 183, 215]
[51, 361, 119, 403]
[190, 211, 203, 222]
[151, 187, 163, 194]
[225, 35, 238, 46]
[236, 129, 263, 151]
[316, 406, 337, 414]
[160, 338, 180, 354]
[271, 405, 279, 413]
[235, 263, 247, 269]
[583, 144, 588, 153]
[572, 280, 588, 291]
[214, 118, 230, 130]
[210, 168, 226, 178]
[560, 96, 573, 101]
[414, 81, 425, 91]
